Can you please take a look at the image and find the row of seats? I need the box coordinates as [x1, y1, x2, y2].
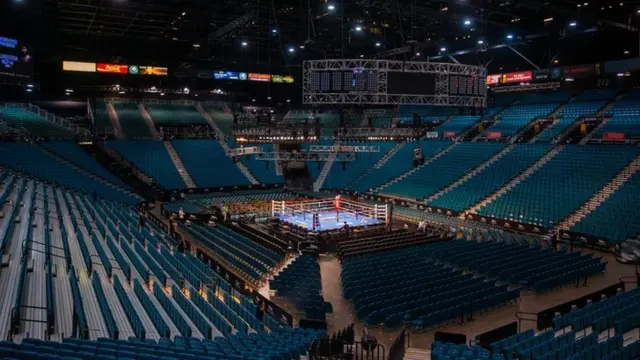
[94, 99, 115, 133]
[431, 342, 496, 360]
[436, 116, 481, 136]
[0, 105, 73, 137]
[112, 102, 152, 139]
[145, 104, 207, 125]
[484, 103, 558, 137]
[322, 142, 396, 190]
[535, 101, 606, 142]
[476, 145, 640, 227]
[227, 141, 282, 184]
[271, 256, 331, 320]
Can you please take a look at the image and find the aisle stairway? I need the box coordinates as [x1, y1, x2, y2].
[137, 104, 160, 138]
[313, 141, 340, 191]
[347, 142, 406, 188]
[163, 141, 197, 189]
[466, 145, 565, 215]
[557, 153, 640, 230]
[579, 93, 624, 144]
[105, 102, 126, 140]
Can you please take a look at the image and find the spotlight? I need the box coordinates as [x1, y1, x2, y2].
[288, 47, 295, 52]
[569, 21, 577, 27]
[440, 47, 446, 52]
[464, 19, 471, 25]
[415, 52, 421, 56]
[477, 40, 484, 44]
[252, 99, 256, 102]
[268, 96, 272, 100]
[328, 4, 335, 11]
[160, 92, 165, 96]
[27, 84, 33, 88]
[241, 41, 248, 47]
[355, 26, 362, 32]
[506, 34, 513, 39]
[375, 42, 381, 47]
[286, 99, 291, 103]
[193, 43, 200, 48]
[272, 29, 277, 34]
[182, 12, 186, 16]
[26, 89, 32, 93]
[624, 50, 630, 54]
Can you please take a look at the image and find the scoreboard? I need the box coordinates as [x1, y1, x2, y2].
[310, 68, 378, 93]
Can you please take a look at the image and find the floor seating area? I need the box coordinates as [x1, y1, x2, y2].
[40, 141, 128, 188]
[341, 241, 520, 330]
[321, 141, 396, 190]
[0, 169, 302, 345]
[0, 142, 140, 204]
[426, 239, 605, 292]
[535, 101, 606, 142]
[270, 256, 331, 321]
[145, 104, 207, 126]
[427, 144, 551, 212]
[382, 142, 504, 199]
[112, 102, 152, 139]
[0, 105, 73, 137]
[193, 190, 292, 207]
[349, 140, 451, 192]
[483, 103, 559, 137]
[476, 145, 640, 227]
[185, 223, 283, 284]
[337, 230, 444, 258]
[171, 140, 251, 188]
[108, 140, 187, 189]
[570, 169, 640, 242]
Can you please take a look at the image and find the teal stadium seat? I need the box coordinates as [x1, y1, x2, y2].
[321, 141, 396, 190]
[112, 103, 152, 138]
[145, 104, 207, 126]
[536, 101, 606, 142]
[0, 105, 74, 137]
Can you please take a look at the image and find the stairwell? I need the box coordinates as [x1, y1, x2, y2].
[195, 104, 259, 185]
[163, 141, 197, 189]
[137, 103, 161, 138]
[470, 104, 512, 141]
[556, 154, 640, 231]
[376, 142, 458, 193]
[105, 102, 126, 140]
[425, 144, 515, 203]
[313, 141, 340, 191]
[465, 145, 566, 215]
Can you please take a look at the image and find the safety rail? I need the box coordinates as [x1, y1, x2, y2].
[309, 338, 386, 360]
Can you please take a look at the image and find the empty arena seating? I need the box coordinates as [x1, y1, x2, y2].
[185, 223, 284, 284]
[431, 342, 493, 360]
[574, 88, 619, 101]
[284, 110, 312, 124]
[596, 89, 640, 139]
[382, 142, 504, 199]
[112, 102, 152, 138]
[145, 104, 207, 125]
[171, 140, 251, 187]
[341, 240, 520, 330]
[0, 105, 73, 137]
[427, 239, 605, 292]
[476, 145, 640, 227]
[228, 141, 282, 184]
[0, 143, 139, 204]
[40, 141, 128, 188]
[94, 99, 114, 133]
[322, 142, 395, 189]
[204, 105, 234, 136]
[428, 144, 551, 211]
[484, 103, 559, 137]
[570, 169, 640, 242]
[436, 115, 481, 136]
[535, 101, 606, 142]
[271, 256, 331, 321]
[108, 140, 187, 189]
[337, 230, 444, 258]
[349, 140, 451, 192]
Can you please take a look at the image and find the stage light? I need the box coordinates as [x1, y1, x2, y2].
[569, 21, 577, 27]
[624, 50, 630, 54]
[477, 40, 484, 44]
[26, 89, 32, 93]
[375, 42, 381, 47]
[193, 43, 200, 48]
[241, 41, 248, 47]
[119, 91, 126, 94]
[182, 12, 186, 16]
[267, 96, 272, 100]
[26, 84, 33, 88]
[415, 52, 420, 56]
[272, 29, 277, 34]
[160, 92, 165, 96]
[65, 89, 74, 93]
[507, 34, 513, 39]
[252, 99, 256, 102]
[464, 19, 471, 25]
[288, 47, 295, 52]
[355, 26, 362, 32]
[440, 47, 446, 52]
[286, 99, 291, 103]
[328, 4, 335, 11]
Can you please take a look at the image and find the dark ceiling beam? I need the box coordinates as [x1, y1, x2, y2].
[47, 0, 185, 16]
[53, 17, 166, 30]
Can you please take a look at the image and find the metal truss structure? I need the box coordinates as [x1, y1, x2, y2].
[336, 127, 421, 138]
[308, 145, 380, 153]
[303, 59, 486, 106]
[255, 152, 355, 162]
[234, 127, 320, 137]
[490, 82, 561, 93]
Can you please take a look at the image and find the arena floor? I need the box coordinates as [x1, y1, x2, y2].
[276, 210, 382, 231]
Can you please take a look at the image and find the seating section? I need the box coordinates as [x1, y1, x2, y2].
[341, 241, 520, 330]
[322, 141, 396, 189]
[271, 256, 331, 321]
[206, 106, 234, 136]
[0, 328, 325, 360]
[484, 103, 558, 137]
[382, 142, 504, 199]
[112, 102, 152, 138]
[349, 140, 451, 192]
[229, 141, 282, 184]
[145, 104, 207, 126]
[337, 230, 444, 258]
[436, 115, 481, 136]
[94, 99, 114, 133]
[40, 141, 128, 188]
[108, 140, 187, 189]
[185, 223, 284, 284]
[536, 101, 606, 142]
[0, 105, 73, 137]
[574, 89, 618, 101]
[571, 169, 640, 242]
[0, 142, 139, 204]
[427, 239, 605, 292]
[596, 96, 640, 139]
[428, 144, 551, 211]
[431, 342, 494, 360]
[172, 139, 251, 187]
[476, 145, 640, 227]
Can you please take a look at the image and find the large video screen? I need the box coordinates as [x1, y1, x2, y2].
[0, 36, 32, 79]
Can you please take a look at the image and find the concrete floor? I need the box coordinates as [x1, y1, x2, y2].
[316, 250, 637, 352]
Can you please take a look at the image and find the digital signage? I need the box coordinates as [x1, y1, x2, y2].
[248, 73, 271, 82]
[486, 74, 501, 85]
[283, 76, 294, 83]
[502, 71, 533, 84]
[214, 71, 243, 80]
[63, 61, 96, 73]
[140, 66, 168, 76]
[271, 75, 284, 83]
[97, 63, 129, 74]
[0, 36, 33, 79]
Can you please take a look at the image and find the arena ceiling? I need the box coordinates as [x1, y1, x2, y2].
[2, 0, 640, 74]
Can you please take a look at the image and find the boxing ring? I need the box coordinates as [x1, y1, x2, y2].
[271, 196, 389, 232]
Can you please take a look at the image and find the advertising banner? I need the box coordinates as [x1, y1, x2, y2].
[486, 74, 501, 85]
[0, 36, 33, 79]
[502, 71, 533, 84]
[487, 132, 502, 139]
[563, 64, 596, 79]
[63, 61, 96, 73]
[140, 66, 168, 76]
[603, 132, 625, 141]
[549, 67, 563, 80]
[533, 69, 549, 81]
[443, 132, 456, 137]
[271, 75, 284, 83]
[248, 73, 270, 82]
[97, 63, 128, 74]
[214, 71, 238, 80]
[282, 76, 294, 83]
[425, 132, 438, 139]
